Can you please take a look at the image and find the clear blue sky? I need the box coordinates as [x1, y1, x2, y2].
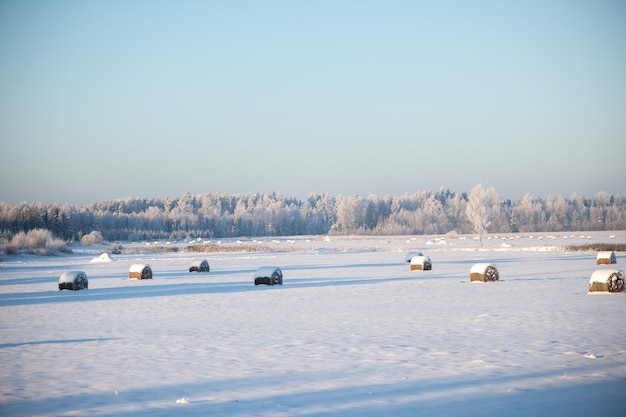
[1, 0, 625, 205]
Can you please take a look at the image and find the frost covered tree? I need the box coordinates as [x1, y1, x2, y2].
[80, 230, 103, 245]
[465, 184, 493, 247]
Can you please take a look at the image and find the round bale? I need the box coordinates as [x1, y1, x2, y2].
[596, 251, 617, 265]
[254, 266, 283, 286]
[470, 263, 499, 282]
[129, 264, 152, 280]
[589, 269, 625, 293]
[189, 259, 210, 273]
[59, 271, 88, 291]
[410, 255, 432, 271]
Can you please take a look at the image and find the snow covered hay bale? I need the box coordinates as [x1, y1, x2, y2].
[128, 264, 152, 280]
[410, 255, 432, 271]
[470, 263, 499, 282]
[596, 251, 617, 265]
[59, 271, 88, 291]
[189, 259, 210, 273]
[588, 269, 625, 293]
[405, 251, 424, 262]
[254, 266, 283, 286]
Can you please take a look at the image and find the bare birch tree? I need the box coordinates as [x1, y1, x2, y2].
[466, 184, 493, 247]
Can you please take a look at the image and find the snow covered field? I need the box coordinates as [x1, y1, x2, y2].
[1, 232, 625, 416]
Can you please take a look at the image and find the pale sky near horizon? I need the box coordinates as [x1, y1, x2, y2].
[1, 0, 625, 205]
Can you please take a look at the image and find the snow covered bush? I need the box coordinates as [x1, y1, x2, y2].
[6, 229, 71, 255]
[80, 231, 104, 245]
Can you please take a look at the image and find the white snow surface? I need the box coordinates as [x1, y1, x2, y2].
[90, 253, 115, 263]
[1, 231, 626, 417]
[405, 251, 423, 262]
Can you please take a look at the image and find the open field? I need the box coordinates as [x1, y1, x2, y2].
[1, 232, 625, 416]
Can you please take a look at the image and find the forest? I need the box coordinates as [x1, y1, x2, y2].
[1, 188, 625, 243]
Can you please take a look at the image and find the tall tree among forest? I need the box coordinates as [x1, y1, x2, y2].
[466, 184, 493, 247]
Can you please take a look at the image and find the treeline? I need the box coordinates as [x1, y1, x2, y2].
[1, 189, 625, 242]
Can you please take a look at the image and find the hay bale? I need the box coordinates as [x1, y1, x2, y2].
[410, 255, 432, 271]
[189, 259, 210, 272]
[596, 251, 617, 265]
[59, 271, 88, 291]
[129, 264, 152, 280]
[405, 251, 424, 262]
[589, 269, 625, 292]
[254, 266, 283, 286]
[470, 263, 499, 282]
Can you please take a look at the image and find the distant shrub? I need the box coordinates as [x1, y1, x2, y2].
[185, 243, 275, 253]
[80, 230, 104, 245]
[6, 228, 72, 255]
[562, 243, 626, 252]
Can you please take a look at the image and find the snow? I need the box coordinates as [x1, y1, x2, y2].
[589, 269, 623, 284]
[1, 232, 626, 416]
[469, 263, 494, 274]
[128, 263, 149, 273]
[254, 266, 282, 278]
[597, 251, 615, 259]
[90, 253, 115, 263]
[405, 251, 423, 262]
[58, 270, 86, 284]
[189, 260, 207, 268]
[409, 255, 430, 265]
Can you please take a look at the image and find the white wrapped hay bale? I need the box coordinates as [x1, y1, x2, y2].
[589, 269, 625, 292]
[410, 255, 432, 271]
[254, 266, 283, 286]
[189, 259, 210, 272]
[470, 263, 499, 282]
[59, 271, 88, 291]
[129, 264, 152, 280]
[596, 251, 617, 265]
[405, 251, 424, 262]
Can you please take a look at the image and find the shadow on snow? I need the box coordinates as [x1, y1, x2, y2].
[2, 363, 623, 417]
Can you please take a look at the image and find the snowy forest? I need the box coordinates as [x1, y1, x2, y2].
[1, 188, 625, 243]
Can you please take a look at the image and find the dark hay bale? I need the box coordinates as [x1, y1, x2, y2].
[59, 271, 88, 291]
[254, 267, 283, 285]
[189, 259, 210, 272]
